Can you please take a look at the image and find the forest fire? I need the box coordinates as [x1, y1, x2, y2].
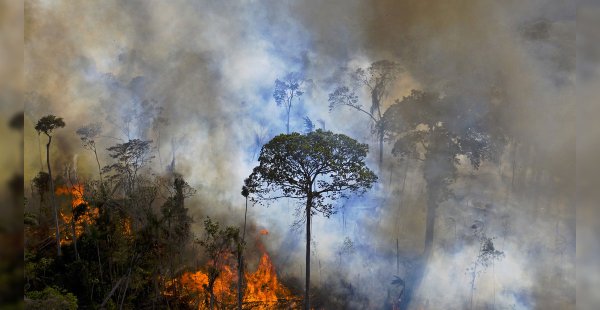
[170, 231, 298, 309]
[55, 184, 98, 244]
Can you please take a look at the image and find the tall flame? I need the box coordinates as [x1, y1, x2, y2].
[243, 252, 293, 306]
[55, 184, 98, 244]
[168, 230, 298, 309]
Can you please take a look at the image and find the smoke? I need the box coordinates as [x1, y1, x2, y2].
[24, 0, 575, 308]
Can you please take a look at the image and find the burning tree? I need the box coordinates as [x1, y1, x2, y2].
[244, 129, 377, 310]
[197, 217, 241, 310]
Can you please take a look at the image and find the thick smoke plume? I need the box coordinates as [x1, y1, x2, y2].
[24, 0, 575, 308]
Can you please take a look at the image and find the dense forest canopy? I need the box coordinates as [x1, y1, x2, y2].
[20, 0, 575, 309]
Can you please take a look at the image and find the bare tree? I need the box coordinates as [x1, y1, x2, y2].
[197, 217, 240, 310]
[76, 123, 104, 181]
[273, 72, 307, 134]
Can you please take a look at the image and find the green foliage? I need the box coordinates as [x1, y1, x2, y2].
[245, 129, 377, 217]
[103, 139, 154, 193]
[34, 115, 65, 136]
[24, 211, 38, 226]
[303, 116, 314, 133]
[25, 286, 78, 310]
[384, 89, 501, 168]
[198, 217, 240, 262]
[197, 217, 240, 308]
[384, 89, 503, 202]
[32, 172, 50, 196]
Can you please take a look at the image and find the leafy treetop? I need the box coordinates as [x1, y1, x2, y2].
[35, 115, 65, 136]
[245, 129, 377, 217]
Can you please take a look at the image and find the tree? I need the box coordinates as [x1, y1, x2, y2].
[273, 72, 307, 134]
[466, 233, 504, 310]
[76, 123, 104, 181]
[383, 90, 502, 309]
[244, 129, 377, 310]
[103, 139, 154, 195]
[238, 186, 250, 310]
[197, 217, 240, 310]
[329, 60, 402, 168]
[35, 114, 66, 256]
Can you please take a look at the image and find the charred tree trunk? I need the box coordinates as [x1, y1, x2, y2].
[209, 280, 215, 310]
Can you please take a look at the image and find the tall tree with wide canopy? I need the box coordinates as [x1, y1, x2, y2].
[329, 60, 402, 168]
[244, 129, 377, 310]
[35, 114, 66, 256]
[383, 89, 504, 309]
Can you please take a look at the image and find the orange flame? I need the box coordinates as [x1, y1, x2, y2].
[55, 184, 98, 245]
[168, 232, 298, 309]
[243, 252, 293, 305]
[259, 229, 269, 235]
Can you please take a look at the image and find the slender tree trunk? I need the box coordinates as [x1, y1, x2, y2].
[396, 238, 400, 274]
[38, 134, 44, 171]
[305, 195, 312, 310]
[379, 130, 384, 169]
[287, 105, 291, 134]
[157, 130, 163, 170]
[100, 277, 124, 309]
[469, 263, 478, 310]
[238, 196, 248, 310]
[237, 251, 244, 310]
[94, 148, 103, 181]
[423, 194, 438, 257]
[209, 281, 215, 310]
[46, 135, 61, 256]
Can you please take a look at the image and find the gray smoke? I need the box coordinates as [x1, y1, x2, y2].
[24, 1, 575, 308]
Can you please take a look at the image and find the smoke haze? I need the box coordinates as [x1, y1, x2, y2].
[24, 1, 576, 308]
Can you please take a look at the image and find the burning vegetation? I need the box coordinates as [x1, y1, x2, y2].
[169, 249, 298, 309]
[55, 184, 98, 245]
[165, 226, 299, 309]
